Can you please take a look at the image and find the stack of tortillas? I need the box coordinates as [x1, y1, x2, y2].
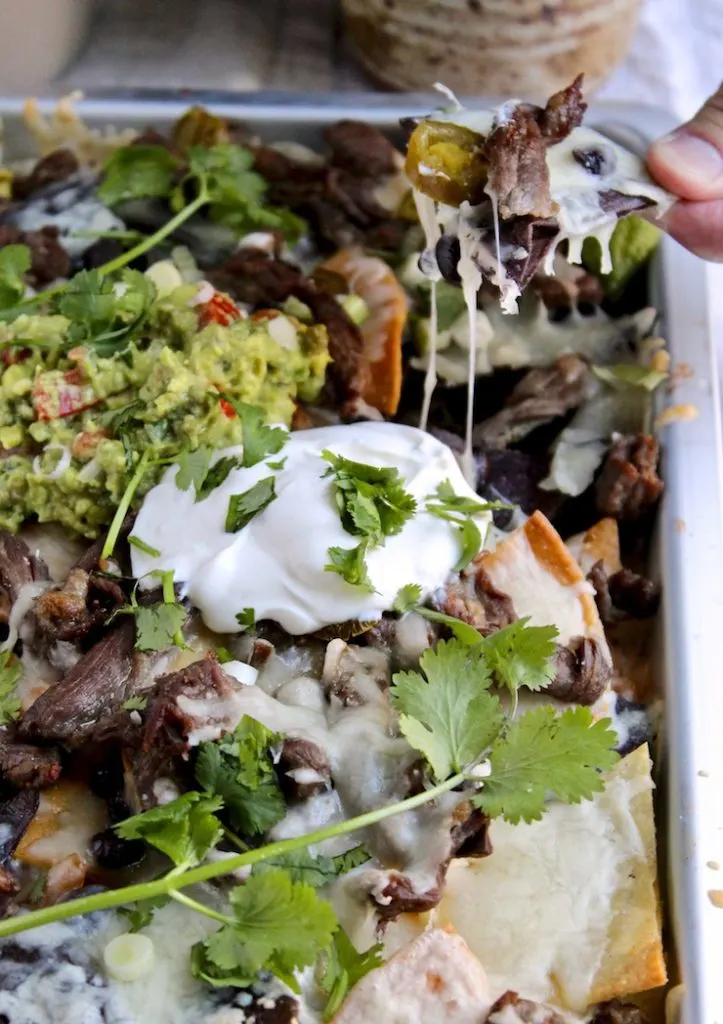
[341, 0, 642, 99]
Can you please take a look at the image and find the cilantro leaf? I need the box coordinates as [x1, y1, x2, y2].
[194, 716, 286, 836]
[392, 639, 503, 781]
[115, 791, 224, 868]
[175, 446, 213, 496]
[322, 449, 417, 543]
[122, 695, 148, 712]
[197, 455, 242, 500]
[219, 396, 288, 468]
[133, 602, 186, 652]
[225, 476, 276, 533]
[478, 618, 558, 694]
[59, 268, 156, 355]
[191, 868, 338, 991]
[128, 536, 161, 558]
[253, 849, 340, 888]
[475, 705, 620, 824]
[118, 894, 170, 933]
[98, 145, 180, 206]
[452, 516, 482, 572]
[392, 583, 423, 614]
[0, 244, 31, 309]
[186, 144, 306, 243]
[0, 650, 23, 726]
[425, 479, 508, 518]
[331, 846, 372, 875]
[325, 542, 374, 593]
[267, 457, 287, 471]
[424, 479, 504, 572]
[215, 646, 234, 664]
[320, 929, 384, 1021]
[228, 868, 338, 983]
[235, 607, 256, 632]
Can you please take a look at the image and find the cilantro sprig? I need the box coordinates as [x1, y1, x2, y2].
[425, 479, 509, 572]
[319, 929, 384, 1020]
[322, 450, 417, 591]
[194, 716, 286, 837]
[0, 650, 23, 725]
[218, 395, 288, 468]
[116, 568, 187, 653]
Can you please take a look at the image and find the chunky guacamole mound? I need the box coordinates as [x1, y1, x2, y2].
[0, 286, 330, 536]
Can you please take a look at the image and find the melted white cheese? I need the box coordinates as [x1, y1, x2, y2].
[130, 422, 491, 635]
[413, 188, 442, 431]
[433, 766, 654, 1011]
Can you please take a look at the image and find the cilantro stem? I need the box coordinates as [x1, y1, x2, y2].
[0, 181, 210, 322]
[0, 770, 465, 940]
[170, 890, 232, 926]
[100, 448, 151, 562]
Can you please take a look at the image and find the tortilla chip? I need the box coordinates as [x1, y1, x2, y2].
[429, 745, 665, 1012]
[566, 518, 622, 576]
[478, 510, 607, 651]
[332, 926, 493, 1023]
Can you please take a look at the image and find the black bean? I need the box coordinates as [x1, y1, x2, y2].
[90, 829, 146, 871]
[572, 145, 616, 177]
[435, 234, 462, 284]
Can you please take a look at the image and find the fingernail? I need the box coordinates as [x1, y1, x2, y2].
[654, 130, 723, 185]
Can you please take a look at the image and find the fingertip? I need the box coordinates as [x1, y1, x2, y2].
[648, 131, 723, 202]
[659, 198, 723, 262]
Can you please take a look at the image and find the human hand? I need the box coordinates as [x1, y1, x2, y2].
[647, 83, 723, 261]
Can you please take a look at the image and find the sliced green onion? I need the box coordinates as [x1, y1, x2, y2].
[103, 933, 156, 982]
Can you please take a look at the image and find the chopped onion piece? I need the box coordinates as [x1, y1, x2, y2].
[32, 444, 72, 481]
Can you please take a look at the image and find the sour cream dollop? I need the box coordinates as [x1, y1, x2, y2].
[130, 422, 491, 635]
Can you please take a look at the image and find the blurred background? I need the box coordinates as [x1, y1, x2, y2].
[0, 0, 719, 119]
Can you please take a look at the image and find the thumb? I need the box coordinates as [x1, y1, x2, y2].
[647, 83, 723, 201]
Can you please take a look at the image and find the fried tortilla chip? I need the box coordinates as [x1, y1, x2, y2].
[332, 926, 493, 1023]
[431, 745, 666, 1012]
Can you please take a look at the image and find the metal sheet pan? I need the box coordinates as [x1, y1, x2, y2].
[2, 92, 722, 1024]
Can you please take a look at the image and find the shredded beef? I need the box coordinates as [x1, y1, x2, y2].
[373, 867, 445, 923]
[321, 638, 389, 706]
[19, 618, 137, 745]
[0, 224, 70, 284]
[590, 1001, 650, 1024]
[449, 803, 492, 859]
[547, 636, 611, 704]
[33, 568, 126, 643]
[247, 995, 300, 1024]
[438, 566, 516, 638]
[142, 656, 237, 753]
[608, 568, 660, 618]
[278, 737, 330, 800]
[0, 736, 62, 789]
[589, 560, 660, 622]
[537, 73, 587, 143]
[0, 864, 20, 896]
[474, 354, 589, 449]
[531, 266, 604, 307]
[324, 121, 400, 178]
[0, 530, 50, 620]
[12, 148, 80, 200]
[484, 108, 554, 219]
[486, 991, 566, 1023]
[596, 434, 663, 520]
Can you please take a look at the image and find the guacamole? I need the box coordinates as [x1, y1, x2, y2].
[0, 284, 330, 537]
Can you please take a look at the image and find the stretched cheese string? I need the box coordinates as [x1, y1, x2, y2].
[413, 188, 442, 431]
[457, 229, 483, 486]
